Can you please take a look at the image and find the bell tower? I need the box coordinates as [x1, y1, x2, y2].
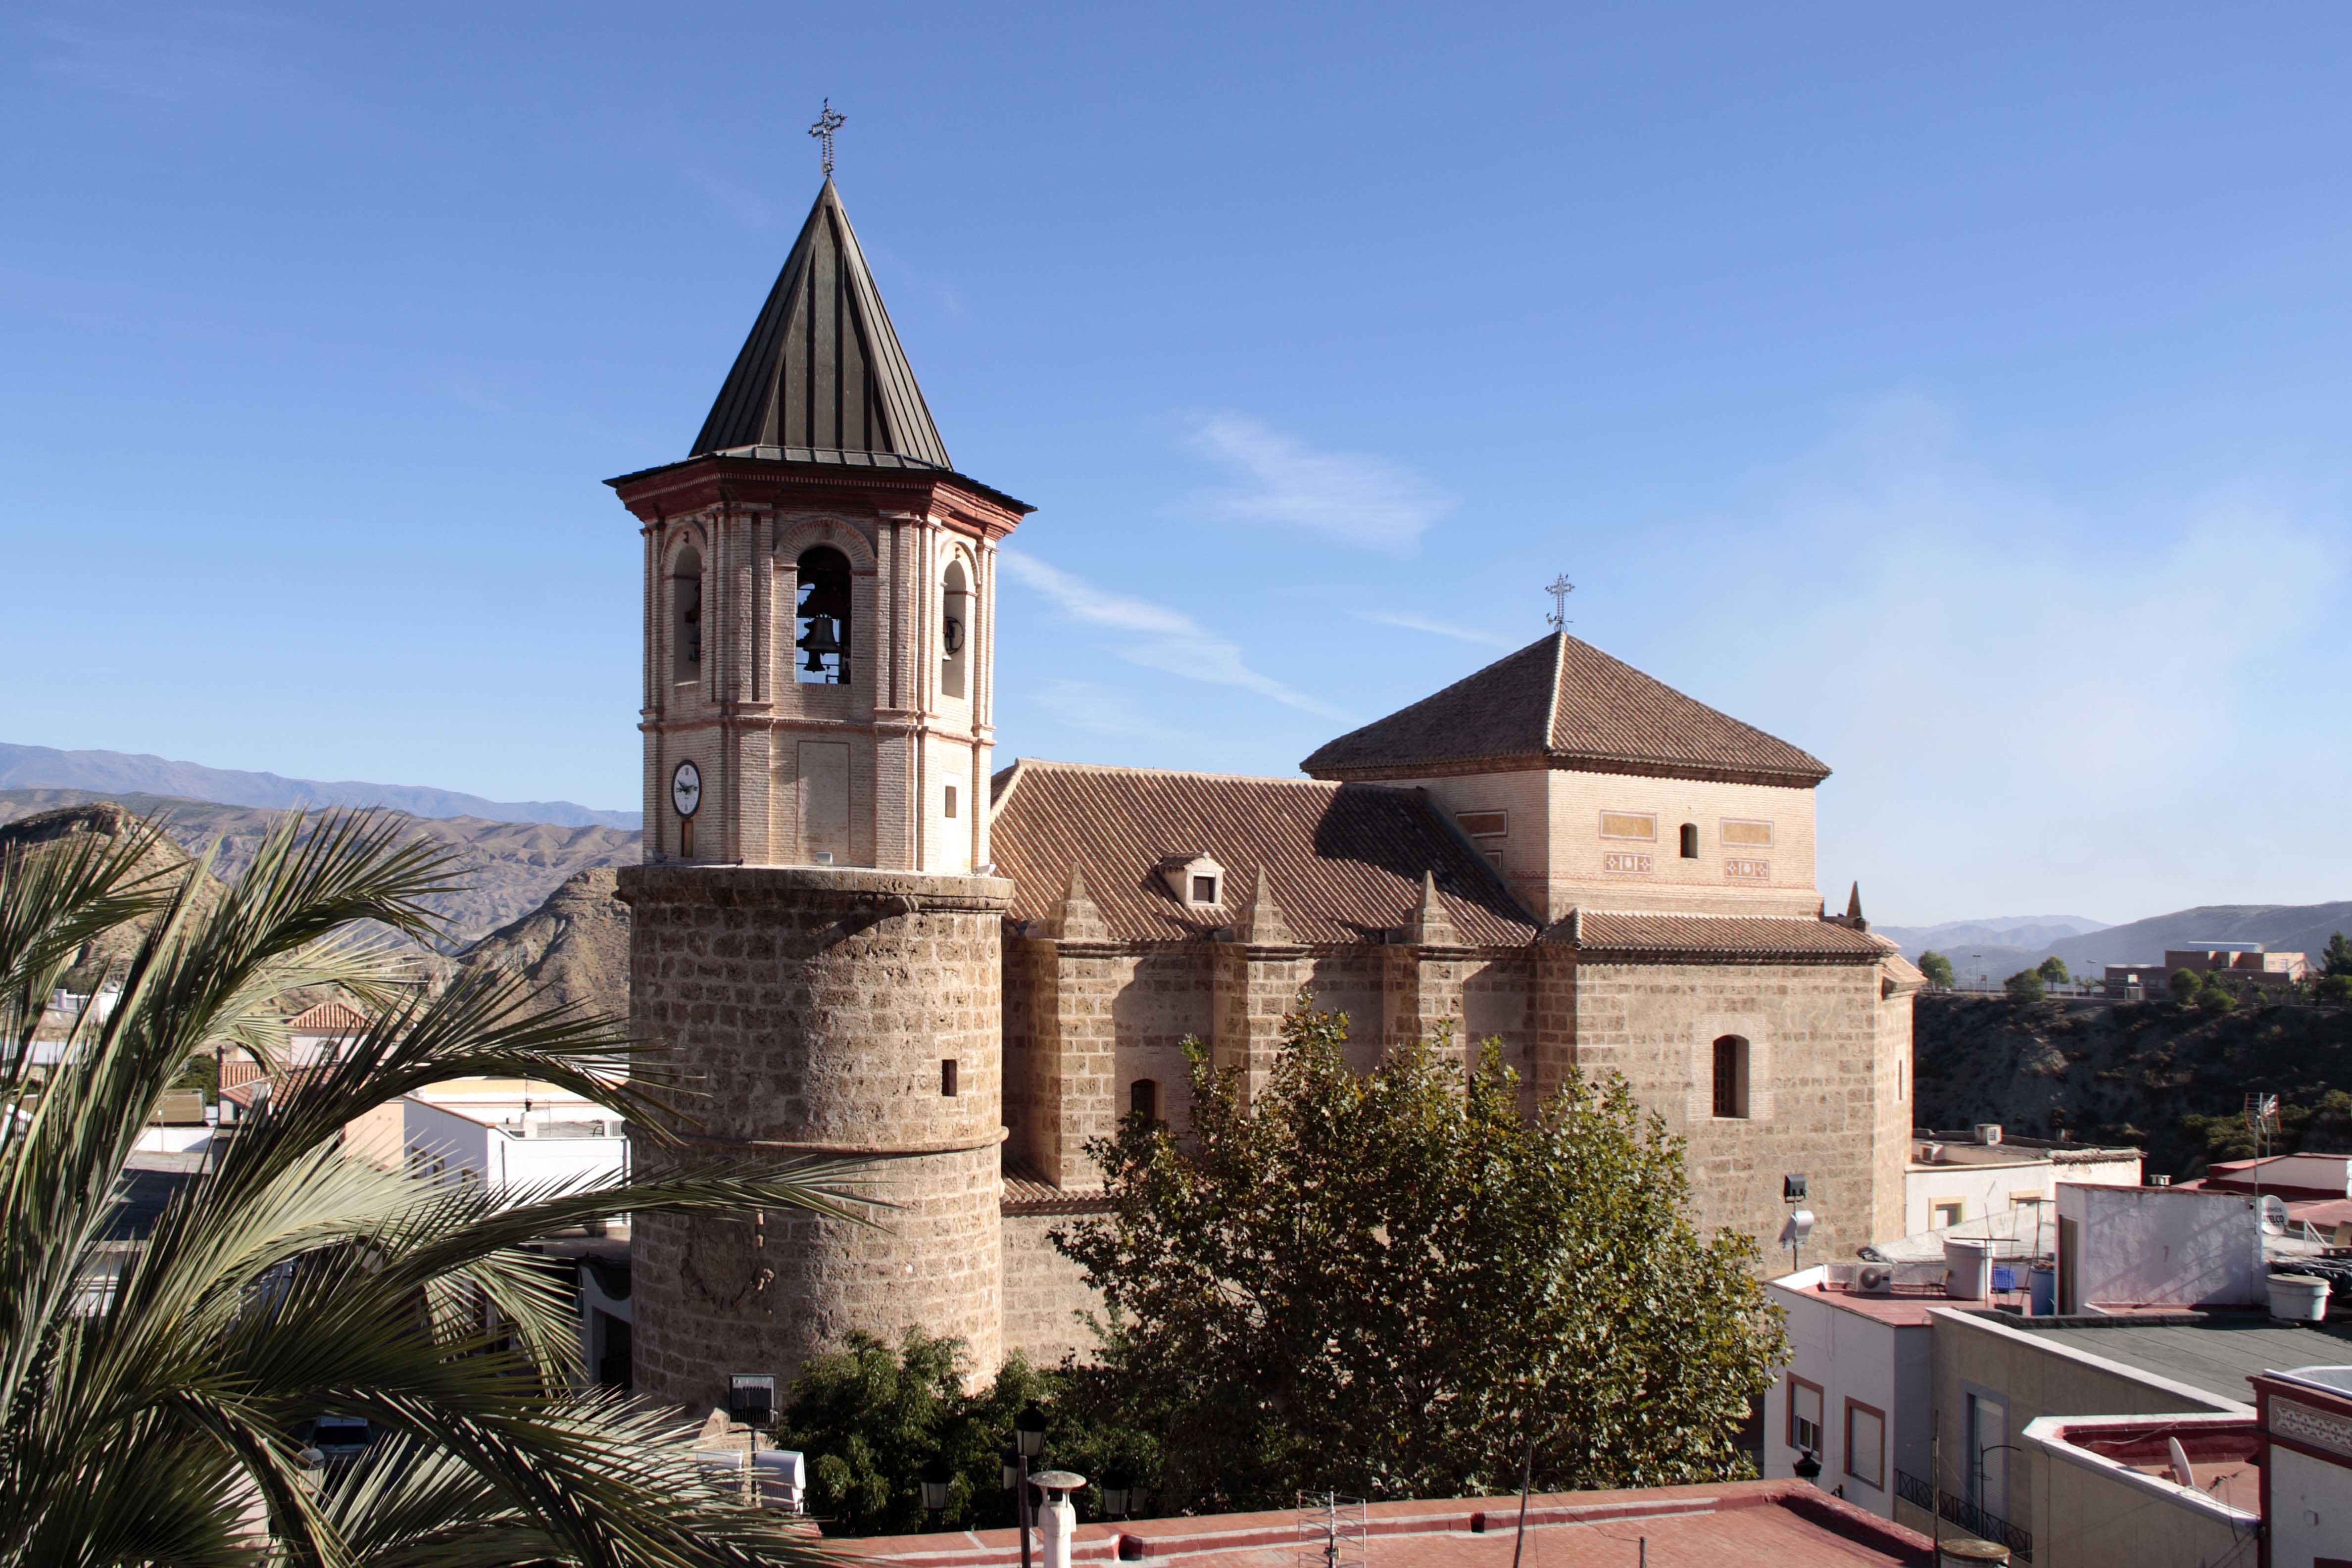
[610, 177, 1029, 874]
[612, 178, 1027, 1409]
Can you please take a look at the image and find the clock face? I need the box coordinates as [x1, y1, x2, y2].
[670, 760, 701, 819]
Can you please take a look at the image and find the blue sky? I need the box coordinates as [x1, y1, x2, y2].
[4, 2, 2349, 924]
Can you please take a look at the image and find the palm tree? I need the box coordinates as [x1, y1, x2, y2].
[0, 809, 869, 1567]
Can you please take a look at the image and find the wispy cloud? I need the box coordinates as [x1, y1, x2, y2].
[999, 552, 1346, 719]
[34, 11, 280, 107]
[1357, 610, 1516, 650]
[1032, 678, 1155, 735]
[1183, 413, 1453, 552]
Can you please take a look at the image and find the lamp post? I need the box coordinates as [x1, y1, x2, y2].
[1100, 1462, 1135, 1520]
[919, 1457, 953, 1529]
[1014, 1402, 1047, 1568]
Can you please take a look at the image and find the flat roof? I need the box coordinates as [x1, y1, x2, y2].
[2003, 1313, 2352, 1403]
[834, 1482, 1931, 1568]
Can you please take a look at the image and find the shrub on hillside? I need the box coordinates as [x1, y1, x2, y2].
[2005, 969, 2045, 1002]
[2171, 969, 2206, 1005]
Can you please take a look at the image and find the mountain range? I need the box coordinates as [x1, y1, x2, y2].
[0, 743, 637, 831]
[1879, 906, 2352, 981]
[0, 789, 638, 954]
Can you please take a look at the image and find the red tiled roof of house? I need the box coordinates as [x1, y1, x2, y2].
[989, 761, 1536, 948]
[285, 1001, 369, 1035]
[1301, 633, 1831, 788]
[834, 1480, 1932, 1567]
[1548, 911, 1894, 963]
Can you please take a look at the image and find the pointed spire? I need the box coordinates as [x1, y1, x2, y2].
[1845, 881, 1868, 933]
[1230, 865, 1292, 946]
[1400, 870, 1459, 947]
[690, 181, 951, 467]
[1048, 863, 1109, 942]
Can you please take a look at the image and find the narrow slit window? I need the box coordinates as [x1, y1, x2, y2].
[944, 784, 958, 820]
[1129, 1079, 1159, 1121]
[1679, 823, 1699, 859]
[940, 1059, 959, 1097]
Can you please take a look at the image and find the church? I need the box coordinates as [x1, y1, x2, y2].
[609, 177, 1920, 1413]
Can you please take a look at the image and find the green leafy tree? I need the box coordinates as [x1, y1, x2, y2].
[1055, 1002, 1785, 1513]
[2318, 973, 2352, 1005]
[2324, 931, 2352, 980]
[2171, 968, 2206, 1006]
[2200, 981, 2238, 1014]
[777, 1331, 1156, 1536]
[0, 810, 864, 1568]
[1917, 950, 1956, 989]
[2036, 956, 2071, 986]
[2004, 968, 2045, 1003]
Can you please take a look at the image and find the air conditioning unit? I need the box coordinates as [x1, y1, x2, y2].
[1856, 1264, 1895, 1295]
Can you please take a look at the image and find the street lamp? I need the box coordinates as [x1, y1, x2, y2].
[1013, 1403, 1048, 1568]
[1100, 1461, 1136, 1520]
[919, 1457, 954, 1525]
[1792, 1447, 1823, 1484]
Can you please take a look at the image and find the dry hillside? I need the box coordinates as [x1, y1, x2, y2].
[0, 802, 229, 990]
[1913, 992, 2352, 1180]
[450, 866, 631, 1020]
[0, 790, 639, 952]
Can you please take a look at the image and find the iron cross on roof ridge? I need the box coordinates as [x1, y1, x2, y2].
[1545, 573, 1575, 629]
[809, 99, 846, 178]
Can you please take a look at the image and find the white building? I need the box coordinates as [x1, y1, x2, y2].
[343, 1077, 631, 1202]
[1906, 1126, 2140, 1237]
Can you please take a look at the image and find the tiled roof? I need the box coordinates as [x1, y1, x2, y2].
[1549, 911, 1894, 962]
[1001, 1156, 1110, 1216]
[285, 1001, 369, 1035]
[989, 762, 1536, 948]
[1302, 633, 1831, 788]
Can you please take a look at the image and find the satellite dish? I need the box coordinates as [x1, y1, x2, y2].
[2260, 1194, 2289, 1235]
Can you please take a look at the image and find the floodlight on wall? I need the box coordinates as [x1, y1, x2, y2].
[1783, 1173, 1808, 1204]
[727, 1373, 776, 1429]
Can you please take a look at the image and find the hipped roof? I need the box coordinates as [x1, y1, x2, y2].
[1302, 633, 1831, 788]
[689, 179, 951, 468]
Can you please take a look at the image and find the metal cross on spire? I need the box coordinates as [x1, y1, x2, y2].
[808, 99, 846, 178]
[1545, 573, 1575, 629]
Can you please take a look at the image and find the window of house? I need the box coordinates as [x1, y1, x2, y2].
[944, 784, 958, 820]
[1787, 1377, 1823, 1456]
[1712, 1035, 1749, 1119]
[1844, 1401, 1885, 1491]
[795, 546, 852, 685]
[940, 1059, 959, 1097]
[1678, 822, 1699, 859]
[1458, 811, 1508, 839]
[1191, 874, 1220, 904]
[1722, 819, 1774, 848]
[1600, 812, 1656, 840]
[1130, 1079, 1159, 1121]
[1931, 1199, 1965, 1229]
[671, 545, 702, 683]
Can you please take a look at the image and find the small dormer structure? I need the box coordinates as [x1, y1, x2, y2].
[1158, 854, 1225, 910]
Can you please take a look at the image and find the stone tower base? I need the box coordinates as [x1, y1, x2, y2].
[618, 865, 1012, 1411]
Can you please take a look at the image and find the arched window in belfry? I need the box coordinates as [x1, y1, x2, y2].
[795, 546, 851, 685]
[941, 554, 971, 700]
[670, 545, 702, 683]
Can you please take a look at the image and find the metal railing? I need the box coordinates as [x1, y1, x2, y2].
[1893, 1470, 2033, 1563]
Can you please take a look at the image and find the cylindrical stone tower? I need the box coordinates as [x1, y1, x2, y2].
[620, 866, 1012, 1409]
[604, 175, 1034, 1410]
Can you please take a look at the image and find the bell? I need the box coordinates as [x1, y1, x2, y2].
[797, 614, 841, 672]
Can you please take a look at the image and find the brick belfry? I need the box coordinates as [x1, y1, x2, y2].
[609, 176, 1030, 1410]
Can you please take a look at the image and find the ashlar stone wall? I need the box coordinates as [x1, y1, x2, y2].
[621, 864, 1012, 1409]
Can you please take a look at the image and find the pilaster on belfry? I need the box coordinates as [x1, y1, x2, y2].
[1530, 940, 1579, 1103]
